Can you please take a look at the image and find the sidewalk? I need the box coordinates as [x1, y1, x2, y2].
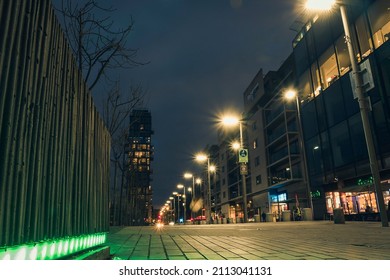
[107, 221, 390, 260]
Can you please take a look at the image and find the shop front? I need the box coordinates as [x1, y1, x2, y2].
[325, 184, 390, 221]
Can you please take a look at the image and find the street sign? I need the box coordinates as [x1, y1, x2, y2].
[350, 58, 375, 99]
[238, 149, 248, 163]
[240, 164, 248, 175]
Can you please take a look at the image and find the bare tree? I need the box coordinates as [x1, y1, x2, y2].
[102, 83, 146, 225]
[54, 0, 149, 225]
[56, 0, 145, 91]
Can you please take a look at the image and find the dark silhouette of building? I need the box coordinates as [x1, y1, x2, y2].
[125, 109, 154, 225]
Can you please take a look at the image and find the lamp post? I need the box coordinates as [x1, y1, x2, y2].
[195, 153, 215, 224]
[177, 184, 186, 222]
[222, 116, 248, 223]
[184, 173, 195, 221]
[166, 200, 172, 223]
[305, 0, 388, 227]
[172, 191, 179, 224]
[285, 90, 314, 219]
[169, 196, 174, 223]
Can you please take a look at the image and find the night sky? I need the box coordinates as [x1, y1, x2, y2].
[60, 0, 307, 209]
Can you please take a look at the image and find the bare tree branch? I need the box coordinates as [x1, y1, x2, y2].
[55, 0, 148, 91]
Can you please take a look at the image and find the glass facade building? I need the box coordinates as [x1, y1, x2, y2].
[293, 0, 390, 220]
[125, 109, 154, 225]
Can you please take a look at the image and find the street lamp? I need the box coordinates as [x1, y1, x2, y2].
[195, 153, 216, 224]
[184, 173, 195, 220]
[285, 89, 314, 219]
[172, 191, 180, 224]
[305, 0, 388, 227]
[221, 116, 249, 223]
[177, 184, 186, 222]
[166, 200, 172, 223]
[169, 196, 174, 223]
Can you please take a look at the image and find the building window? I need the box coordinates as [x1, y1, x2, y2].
[368, 0, 390, 49]
[255, 156, 260, 167]
[223, 179, 226, 185]
[223, 191, 226, 199]
[298, 69, 313, 102]
[253, 139, 258, 149]
[329, 121, 353, 167]
[319, 46, 338, 89]
[247, 83, 259, 101]
[335, 35, 351, 77]
[252, 121, 257, 131]
[311, 62, 321, 97]
[355, 14, 373, 60]
[256, 175, 262, 185]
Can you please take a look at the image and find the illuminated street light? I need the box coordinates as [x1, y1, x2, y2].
[232, 141, 240, 151]
[195, 153, 214, 224]
[177, 184, 186, 222]
[285, 89, 314, 219]
[172, 191, 180, 223]
[305, 0, 388, 227]
[221, 115, 249, 223]
[184, 173, 196, 221]
[305, 0, 336, 11]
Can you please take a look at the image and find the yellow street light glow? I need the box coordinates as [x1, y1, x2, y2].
[285, 89, 297, 100]
[195, 178, 202, 184]
[209, 165, 216, 172]
[305, 0, 336, 11]
[222, 116, 240, 126]
[177, 184, 184, 189]
[232, 141, 240, 150]
[183, 173, 193, 179]
[195, 153, 207, 162]
[187, 187, 192, 192]
[172, 191, 178, 195]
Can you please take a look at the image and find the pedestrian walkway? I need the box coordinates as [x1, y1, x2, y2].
[107, 221, 390, 260]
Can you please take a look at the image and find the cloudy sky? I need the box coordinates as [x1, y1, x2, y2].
[80, 0, 307, 208]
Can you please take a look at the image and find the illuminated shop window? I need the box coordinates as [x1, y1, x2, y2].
[355, 14, 373, 60]
[311, 62, 321, 97]
[335, 35, 351, 77]
[319, 47, 338, 90]
[270, 192, 287, 203]
[368, 0, 390, 49]
[298, 69, 313, 103]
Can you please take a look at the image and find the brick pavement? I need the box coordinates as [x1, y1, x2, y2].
[107, 221, 390, 260]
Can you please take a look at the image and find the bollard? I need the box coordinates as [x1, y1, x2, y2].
[282, 211, 291, 222]
[333, 208, 345, 224]
[265, 213, 276, 222]
[302, 208, 313, 221]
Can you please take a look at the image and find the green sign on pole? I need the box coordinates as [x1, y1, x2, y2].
[238, 149, 248, 163]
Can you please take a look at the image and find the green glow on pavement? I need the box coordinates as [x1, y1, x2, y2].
[0, 232, 107, 260]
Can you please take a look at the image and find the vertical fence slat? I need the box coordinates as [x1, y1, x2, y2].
[0, 0, 111, 248]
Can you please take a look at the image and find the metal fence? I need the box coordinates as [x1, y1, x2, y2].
[0, 0, 110, 247]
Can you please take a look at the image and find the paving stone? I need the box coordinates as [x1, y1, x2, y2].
[107, 222, 390, 260]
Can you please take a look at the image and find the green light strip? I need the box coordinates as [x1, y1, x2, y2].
[0, 232, 107, 260]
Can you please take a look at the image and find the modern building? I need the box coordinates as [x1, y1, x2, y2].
[216, 118, 254, 222]
[215, 55, 311, 222]
[292, 0, 390, 220]
[241, 54, 313, 221]
[125, 109, 154, 225]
